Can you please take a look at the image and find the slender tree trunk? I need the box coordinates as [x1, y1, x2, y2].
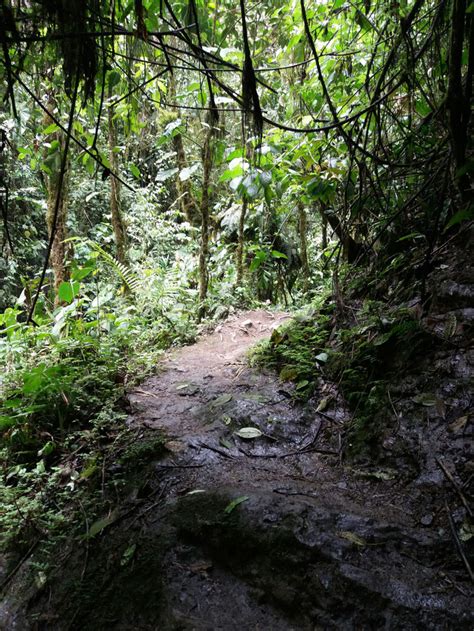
[321, 212, 328, 249]
[447, 0, 472, 197]
[320, 203, 361, 263]
[44, 96, 69, 304]
[168, 74, 200, 225]
[298, 201, 310, 291]
[235, 197, 248, 287]
[447, 0, 468, 171]
[198, 120, 214, 319]
[173, 133, 200, 224]
[108, 89, 127, 263]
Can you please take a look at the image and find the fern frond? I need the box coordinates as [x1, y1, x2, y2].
[88, 241, 141, 293]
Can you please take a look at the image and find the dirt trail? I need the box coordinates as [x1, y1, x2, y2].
[7, 309, 472, 630]
[125, 309, 472, 629]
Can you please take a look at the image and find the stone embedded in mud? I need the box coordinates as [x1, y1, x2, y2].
[420, 513, 434, 526]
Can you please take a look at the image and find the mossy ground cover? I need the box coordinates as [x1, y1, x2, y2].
[252, 296, 431, 460]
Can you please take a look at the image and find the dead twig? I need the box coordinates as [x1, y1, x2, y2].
[198, 442, 236, 459]
[134, 388, 161, 400]
[445, 500, 474, 583]
[129, 481, 170, 527]
[155, 462, 205, 469]
[436, 458, 472, 518]
[316, 410, 343, 424]
[273, 487, 318, 499]
[239, 446, 338, 459]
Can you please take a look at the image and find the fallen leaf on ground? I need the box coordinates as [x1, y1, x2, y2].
[234, 427, 263, 439]
[224, 496, 250, 514]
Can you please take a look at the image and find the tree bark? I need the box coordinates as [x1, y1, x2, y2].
[321, 212, 328, 250]
[43, 95, 69, 304]
[198, 119, 214, 318]
[298, 201, 310, 291]
[173, 132, 200, 225]
[447, 0, 472, 198]
[168, 74, 200, 225]
[447, 0, 468, 172]
[235, 197, 248, 287]
[320, 204, 362, 263]
[108, 99, 128, 263]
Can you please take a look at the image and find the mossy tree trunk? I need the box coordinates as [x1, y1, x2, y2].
[168, 74, 200, 225]
[298, 201, 310, 291]
[107, 101, 128, 263]
[43, 95, 70, 304]
[235, 197, 248, 287]
[198, 118, 215, 319]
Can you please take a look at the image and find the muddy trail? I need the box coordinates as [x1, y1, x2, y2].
[4, 309, 473, 630]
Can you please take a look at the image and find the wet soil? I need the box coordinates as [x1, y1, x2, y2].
[1, 309, 472, 630]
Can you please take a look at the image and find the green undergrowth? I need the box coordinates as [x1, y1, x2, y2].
[0, 298, 193, 552]
[253, 296, 431, 460]
[0, 280, 258, 555]
[0, 410, 167, 563]
[250, 304, 334, 400]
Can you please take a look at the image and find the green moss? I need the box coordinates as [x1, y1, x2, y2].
[250, 308, 333, 399]
[252, 298, 428, 459]
[119, 434, 166, 467]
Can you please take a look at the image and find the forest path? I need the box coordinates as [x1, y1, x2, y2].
[121, 309, 472, 630]
[18, 310, 473, 630]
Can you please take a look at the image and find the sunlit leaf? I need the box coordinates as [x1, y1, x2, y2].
[224, 495, 250, 514]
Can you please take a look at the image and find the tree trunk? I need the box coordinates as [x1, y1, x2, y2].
[198, 119, 214, 319]
[447, 0, 472, 198]
[108, 99, 128, 263]
[320, 204, 362, 263]
[321, 212, 328, 249]
[447, 0, 468, 169]
[168, 74, 200, 225]
[298, 201, 310, 291]
[235, 197, 248, 287]
[44, 96, 69, 304]
[173, 132, 200, 225]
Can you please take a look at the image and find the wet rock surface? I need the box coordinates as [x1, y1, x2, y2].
[2, 309, 472, 630]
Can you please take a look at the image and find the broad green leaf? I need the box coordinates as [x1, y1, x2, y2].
[296, 379, 309, 390]
[42, 123, 59, 135]
[338, 531, 366, 546]
[212, 393, 233, 407]
[271, 250, 288, 259]
[71, 266, 94, 281]
[444, 206, 474, 231]
[412, 393, 437, 406]
[87, 511, 119, 538]
[120, 543, 137, 566]
[58, 281, 81, 304]
[130, 163, 141, 178]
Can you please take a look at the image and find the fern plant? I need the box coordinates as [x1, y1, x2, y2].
[67, 237, 141, 293]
